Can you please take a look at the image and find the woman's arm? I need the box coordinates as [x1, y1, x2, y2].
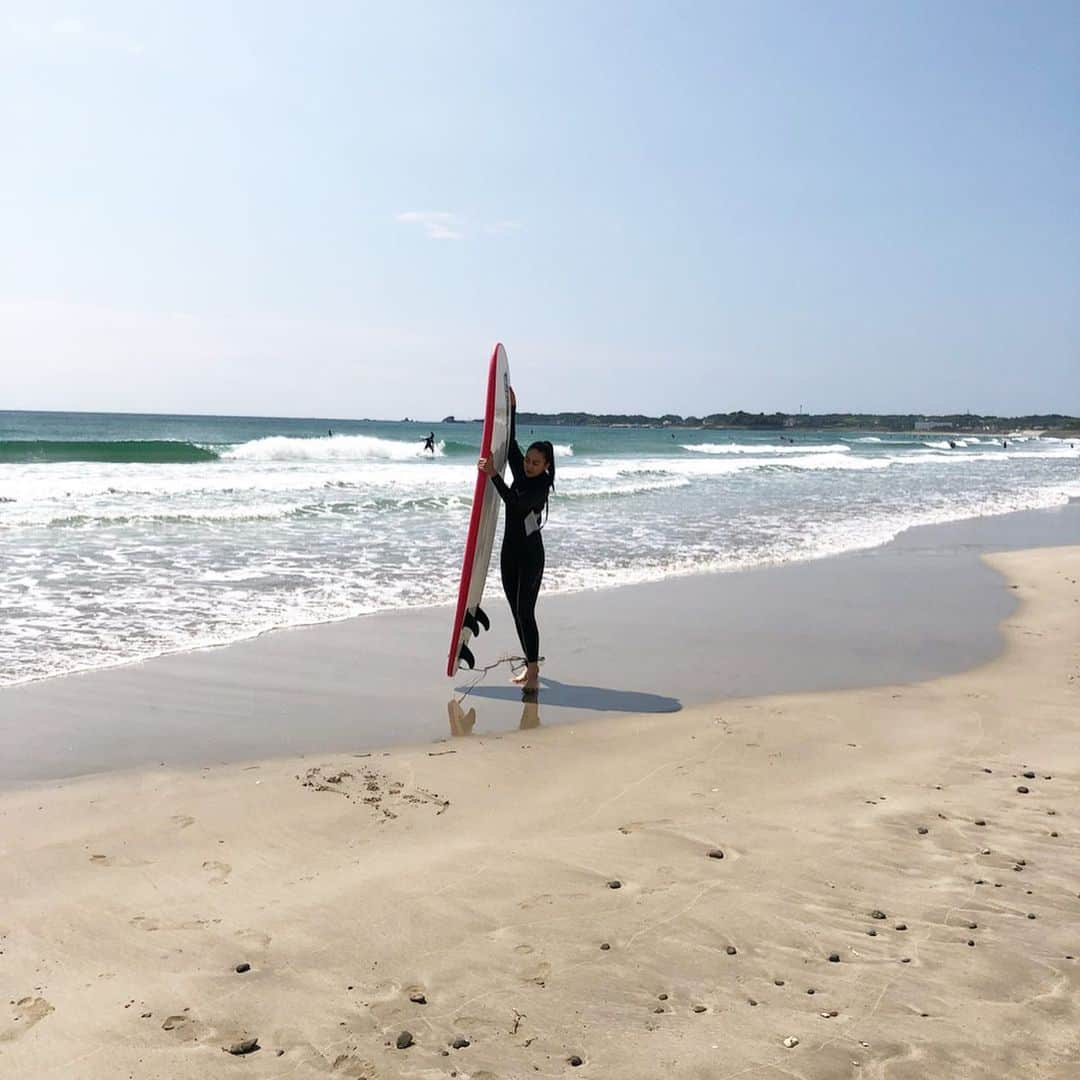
[491, 472, 549, 514]
[506, 401, 525, 484]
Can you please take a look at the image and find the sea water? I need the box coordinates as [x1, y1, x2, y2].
[2, 409, 1078, 685]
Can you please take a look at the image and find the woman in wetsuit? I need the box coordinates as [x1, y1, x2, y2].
[478, 388, 555, 693]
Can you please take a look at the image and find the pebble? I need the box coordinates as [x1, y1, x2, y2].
[654, 1006, 664, 1014]
[708, 849, 725, 860]
[748, 998, 758, 1006]
[975, 819, 987, 826]
[870, 910, 887, 920]
[234, 963, 250, 974]
[783, 1036, 800, 1048]
[225, 1038, 259, 1056]
[975, 879, 986, 885]
[967, 921, 978, 930]
[607, 880, 622, 890]
[1027, 913, 1037, 920]
[1017, 858, 1027, 865]
[900, 958, 911, 964]
[968, 940, 976, 946]
[1017, 786, 1029, 794]
[409, 992, 427, 1005]
[726, 946, 737, 956]
[569, 1056, 583, 1067]
[396, 1031, 414, 1050]
[692, 1005, 707, 1013]
[452, 1037, 470, 1049]
[828, 953, 840, 963]
[600, 943, 610, 950]
[806, 988, 816, 995]
[867, 929, 877, 936]
[658, 993, 668, 1000]
[917, 827, 929, 835]
[983, 768, 992, 773]
[1051, 832, 1059, 838]
[774, 979, 785, 986]
[1022, 771, 1036, 779]
[896, 923, 908, 931]
[981, 848, 992, 855]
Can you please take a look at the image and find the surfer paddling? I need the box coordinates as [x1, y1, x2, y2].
[478, 387, 555, 693]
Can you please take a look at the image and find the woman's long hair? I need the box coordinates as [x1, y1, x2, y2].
[527, 440, 555, 522]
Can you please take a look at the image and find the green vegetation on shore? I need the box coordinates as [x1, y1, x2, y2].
[516, 411, 1080, 433]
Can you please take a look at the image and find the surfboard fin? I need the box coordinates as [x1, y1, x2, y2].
[475, 605, 490, 632]
[463, 612, 479, 635]
[457, 643, 476, 670]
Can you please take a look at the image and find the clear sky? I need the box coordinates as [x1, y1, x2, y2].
[2, 1, 1077, 419]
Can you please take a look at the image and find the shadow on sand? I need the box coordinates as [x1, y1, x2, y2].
[457, 677, 682, 713]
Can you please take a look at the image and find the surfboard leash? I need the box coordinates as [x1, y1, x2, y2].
[454, 654, 546, 705]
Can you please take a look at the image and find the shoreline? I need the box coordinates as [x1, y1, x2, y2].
[3, 500, 1079, 787]
[1, 544, 1077, 1077]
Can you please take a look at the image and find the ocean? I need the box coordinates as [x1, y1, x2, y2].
[2, 409, 1078, 687]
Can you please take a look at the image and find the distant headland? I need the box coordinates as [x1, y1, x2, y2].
[514, 411, 1080, 436]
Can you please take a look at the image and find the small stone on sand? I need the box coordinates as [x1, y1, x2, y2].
[1017, 786, 1029, 794]
[396, 1031, 414, 1050]
[607, 880, 622, 889]
[1027, 912, 1036, 919]
[409, 992, 427, 1005]
[708, 848, 725, 859]
[693, 1005, 706, 1013]
[235, 962, 250, 974]
[896, 923, 908, 931]
[783, 1036, 799, 1048]
[975, 819, 986, 826]
[658, 993, 668, 1000]
[867, 929, 877, 936]
[774, 979, 785, 986]
[870, 910, 886, 919]
[726, 946, 737, 955]
[600, 943, 610, 950]
[225, 1038, 259, 1056]
[917, 826, 929, 835]
[569, 1056, 583, 1067]
[1022, 771, 1035, 779]
[452, 1037, 470, 1049]
[828, 953, 840, 963]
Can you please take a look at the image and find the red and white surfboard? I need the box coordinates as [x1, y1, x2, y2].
[446, 343, 511, 676]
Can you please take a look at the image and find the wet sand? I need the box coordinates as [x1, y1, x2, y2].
[3, 501, 1078, 785]
[1, 544, 1078, 1078]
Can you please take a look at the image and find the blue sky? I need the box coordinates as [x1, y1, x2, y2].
[1, 1, 1077, 418]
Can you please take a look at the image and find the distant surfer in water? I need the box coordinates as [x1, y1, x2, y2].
[478, 387, 555, 694]
[423, 431, 436, 454]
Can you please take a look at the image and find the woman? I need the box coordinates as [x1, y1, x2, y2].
[478, 388, 555, 693]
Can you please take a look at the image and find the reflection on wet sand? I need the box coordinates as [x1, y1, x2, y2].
[446, 696, 542, 736]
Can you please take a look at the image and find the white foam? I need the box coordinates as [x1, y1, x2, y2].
[223, 433, 445, 462]
[683, 442, 851, 455]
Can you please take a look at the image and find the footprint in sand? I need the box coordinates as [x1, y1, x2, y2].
[0, 997, 54, 1043]
[203, 860, 231, 885]
[234, 928, 271, 950]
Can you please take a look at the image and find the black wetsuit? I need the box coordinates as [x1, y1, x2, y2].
[491, 408, 551, 663]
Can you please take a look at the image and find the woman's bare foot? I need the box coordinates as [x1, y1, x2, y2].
[510, 667, 528, 684]
[522, 662, 540, 693]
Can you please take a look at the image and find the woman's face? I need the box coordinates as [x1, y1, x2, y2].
[523, 448, 548, 479]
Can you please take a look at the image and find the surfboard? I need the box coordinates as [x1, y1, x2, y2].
[446, 342, 511, 676]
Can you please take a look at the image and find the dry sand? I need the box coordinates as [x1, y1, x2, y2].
[1, 547, 1079, 1079]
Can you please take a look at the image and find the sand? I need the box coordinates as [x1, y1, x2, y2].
[1, 546, 1079, 1078]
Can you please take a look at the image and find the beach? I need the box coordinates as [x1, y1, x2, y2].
[2, 522, 1079, 1077]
